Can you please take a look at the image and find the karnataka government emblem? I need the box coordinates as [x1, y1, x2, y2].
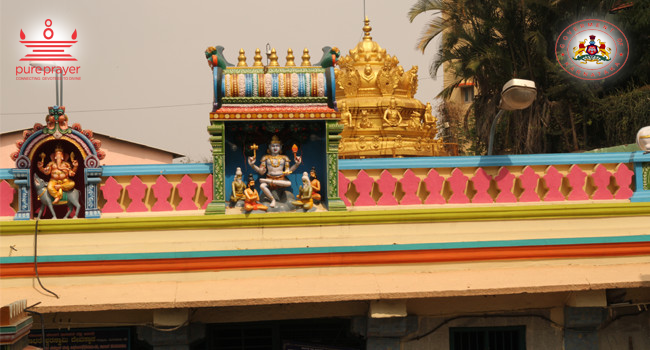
[573, 35, 611, 64]
[555, 19, 629, 81]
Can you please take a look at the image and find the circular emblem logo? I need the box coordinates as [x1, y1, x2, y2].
[555, 19, 629, 81]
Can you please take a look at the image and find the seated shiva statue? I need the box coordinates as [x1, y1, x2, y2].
[247, 135, 302, 208]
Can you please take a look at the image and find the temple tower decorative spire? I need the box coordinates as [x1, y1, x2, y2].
[335, 18, 448, 158]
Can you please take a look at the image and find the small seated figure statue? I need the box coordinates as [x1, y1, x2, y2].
[244, 174, 268, 212]
[408, 111, 422, 130]
[247, 135, 302, 208]
[358, 110, 372, 129]
[229, 167, 246, 207]
[340, 101, 353, 127]
[383, 97, 402, 127]
[424, 102, 436, 124]
[309, 167, 321, 202]
[291, 172, 314, 210]
[37, 145, 78, 204]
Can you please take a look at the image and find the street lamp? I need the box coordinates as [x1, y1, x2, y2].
[637, 126, 650, 154]
[487, 79, 537, 155]
[29, 61, 64, 106]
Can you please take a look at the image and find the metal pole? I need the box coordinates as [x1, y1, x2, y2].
[59, 71, 63, 106]
[55, 72, 59, 106]
[487, 109, 505, 156]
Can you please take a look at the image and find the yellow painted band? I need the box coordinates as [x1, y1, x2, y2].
[1, 202, 650, 236]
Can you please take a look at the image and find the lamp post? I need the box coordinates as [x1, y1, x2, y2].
[487, 79, 537, 155]
[29, 62, 63, 106]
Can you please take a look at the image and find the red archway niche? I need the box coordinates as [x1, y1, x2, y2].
[31, 140, 86, 219]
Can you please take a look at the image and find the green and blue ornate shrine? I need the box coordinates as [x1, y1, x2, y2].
[204, 46, 346, 214]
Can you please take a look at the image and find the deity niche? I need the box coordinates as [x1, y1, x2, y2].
[34, 144, 82, 219]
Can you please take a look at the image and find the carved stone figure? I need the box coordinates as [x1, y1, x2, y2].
[229, 167, 246, 206]
[309, 167, 321, 202]
[291, 172, 314, 210]
[244, 174, 268, 212]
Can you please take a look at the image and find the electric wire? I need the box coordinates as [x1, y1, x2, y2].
[34, 220, 60, 299]
[0, 102, 211, 116]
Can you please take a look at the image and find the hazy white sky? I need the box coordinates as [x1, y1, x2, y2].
[1, 0, 443, 161]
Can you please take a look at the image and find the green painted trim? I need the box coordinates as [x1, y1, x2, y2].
[327, 199, 347, 212]
[0, 317, 32, 334]
[3, 234, 649, 264]
[1, 202, 649, 235]
[205, 202, 225, 215]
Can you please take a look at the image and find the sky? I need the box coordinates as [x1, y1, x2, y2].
[1, 0, 443, 162]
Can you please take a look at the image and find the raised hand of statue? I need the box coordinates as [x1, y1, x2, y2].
[294, 155, 302, 166]
[247, 156, 256, 167]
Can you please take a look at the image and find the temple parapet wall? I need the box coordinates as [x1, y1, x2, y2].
[1, 151, 648, 218]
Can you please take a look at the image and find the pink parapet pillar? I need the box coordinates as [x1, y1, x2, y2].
[448, 168, 470, 204]
[126, 176, 149, 212]
[542, 166, 565, 201]
[201, 174, 213, 209]
[151, 175, 173, 212]
[399, 169, 422, 205]
[352, 170, 376, 206]
[0, 180, 16, 216]
[518, 166, 540, 202]
[423, 169, 446, 204]
[591, 164, 613, 200]
[495, 167, 516, 203]
[338, 171, 351, 206]
[567, 165, 589, 200]
[100, 176, 124, 213]
[471, 168, 493, 203]
[377, 170, 398, 205]
[176, 175, 198, 210]
[613, 163, 634, 199]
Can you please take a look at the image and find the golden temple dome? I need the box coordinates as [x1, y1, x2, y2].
[335, 18, 448, 158]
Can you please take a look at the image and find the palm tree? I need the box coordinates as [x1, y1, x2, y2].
[407, 0, 615, 154]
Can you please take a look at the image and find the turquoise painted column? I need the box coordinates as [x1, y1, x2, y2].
[326, 120, 346, 211]
[206, 121, 226, 215]
[12, 168, 31, 220]
[630, 151, 650, 202]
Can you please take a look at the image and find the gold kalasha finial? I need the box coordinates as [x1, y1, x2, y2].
[253, 48, 264, 66]
[237, 48, 248, 67]
[301, 48, 311, 66]
[363, 16, 372, 40]
[286, 48, 296, 66]
[269, 48, 279, 66]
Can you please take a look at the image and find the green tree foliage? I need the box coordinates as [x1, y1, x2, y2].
[409, 0, 650, 155]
